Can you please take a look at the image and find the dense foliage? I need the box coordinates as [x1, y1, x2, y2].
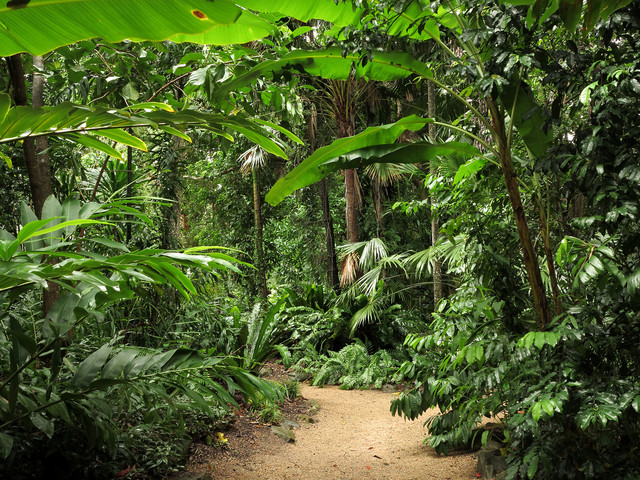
[0, 0, 639, 478]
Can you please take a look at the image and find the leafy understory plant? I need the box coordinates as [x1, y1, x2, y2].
[0, 196, 276, 467]
[299, 339, 404, 390]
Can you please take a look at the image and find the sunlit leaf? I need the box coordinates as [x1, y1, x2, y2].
[266, 116, 440, 206]
[98, 128, 147, 152]
[0, 0, 244, 56]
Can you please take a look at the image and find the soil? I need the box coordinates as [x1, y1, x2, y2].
[175, 380, 479, 480]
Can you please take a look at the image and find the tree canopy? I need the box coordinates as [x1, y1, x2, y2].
[1, 1, 639, 479]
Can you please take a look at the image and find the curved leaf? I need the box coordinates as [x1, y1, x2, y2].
[215, 47, 432, 100]
[0, 103, 291, 159]
[266, 116, 480, 206]
[238, 0, 363, 27]
[0, 0, 245, 56]
[499, 77, 552, 158]
[169, 9, 275, 45]
[0, 0, 376, 56]
[73, 345, 112, 390]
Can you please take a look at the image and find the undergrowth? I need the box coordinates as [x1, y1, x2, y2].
[289, 339, 406, 389]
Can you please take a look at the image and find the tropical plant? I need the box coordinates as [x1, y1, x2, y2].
[0, 197, 281, 473]
[237, 298, 289, 371]
[305, 339, 405, 389]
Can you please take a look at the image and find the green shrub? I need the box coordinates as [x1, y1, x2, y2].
[292, 339, 405, 389]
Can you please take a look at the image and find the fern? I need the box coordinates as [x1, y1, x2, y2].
[304, 340, 404, 389]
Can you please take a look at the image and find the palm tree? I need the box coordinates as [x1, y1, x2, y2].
[307, 102, 340, 291]
[238, 144, 268, 298]
[315, 73, 376, 286]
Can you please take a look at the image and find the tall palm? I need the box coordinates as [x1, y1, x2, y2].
[238, 144, 268, 298]
[316, 73, 374, 286]
[307, 102, 340, 291]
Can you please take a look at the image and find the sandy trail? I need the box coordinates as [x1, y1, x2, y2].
[199, 384, 478, 480]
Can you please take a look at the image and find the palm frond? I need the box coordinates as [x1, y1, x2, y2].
[365, 162, 419, 186]
[405, 234, 469, 278]
[360, 237, 388, 270]
[355, 265, 383, 297]
[340, 251, 360, 287]
[349, 291, 391, 337]
[238, 144, 265, 175]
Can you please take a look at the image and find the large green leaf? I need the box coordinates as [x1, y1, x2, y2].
[167, 8, 275, 45]
[0, 97, 290, 158]
[0, 0, 258, 56]
[266, 116, 462, 206]
[385, 1, 442, 41]
[558, 0, 582, 31]
[215, 47, 432, 100]
[73, 345, 112, 390]
[238, 0, 363, 27]
[499, 77, 552, 158]
[0, 0, 373, 56]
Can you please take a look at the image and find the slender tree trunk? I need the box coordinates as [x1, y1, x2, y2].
[344, 168, 359, 243]
[6, 55, 53, 218]
[489, 102, 551, 330]
[253, 169, 268, 299]
[428, 81, 443, 307]
[538, 195, 563, 316]
[336, 86, 359, 286]
[338, 111, 358, 244]
[32, 55, 60, 315]
[126, 145, 133, 243]
[309, 103, 339, 291]
[319, 178, 340, 291]
[372, 179, 385, 236]
[7, 55, 59, 317]
[161, 139, 184, 249]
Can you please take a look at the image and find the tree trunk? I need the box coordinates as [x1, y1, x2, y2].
[32, 55, 60, 316]
[538, 196, 563, 316]
[372, 179, 384, 236]
[6, 55, 53, 218]
[253, 169, 268, 299]
[126, 145, 133, 243]
[160, 140, 184, 250]
[344, 168, 359, 244]
[428, 80, 443, 308]
[7, 54, 59, 317]
[335, 83, 359, 287]
[489, 102, 551, 330]
[319, 178, 340, 291]
[309, 102, 339, 292]
[338, 107, 358, 244]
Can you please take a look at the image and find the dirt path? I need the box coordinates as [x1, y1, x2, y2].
[180, 384, 478, 480]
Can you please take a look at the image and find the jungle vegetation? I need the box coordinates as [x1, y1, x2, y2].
[0, 1, 639, 478]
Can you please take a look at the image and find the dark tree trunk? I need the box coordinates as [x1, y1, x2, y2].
[344, 167, 359, 244]
[253, 169, 268, 299]
[538, 199, 563, 316]
[126, 145, 133, 243]
[308, 102, 339, 291]
[7, 54, 59, 317]
[372, 179, 384, 236]
[489, 101, 551, 330]
[6, 54, 53, 218]
[319, 178, 340, 291]
[160, 139, 184, 250]
[428, 80, 443, 307]
[32, 55, 59, 316]
[337, 106, 358, 244]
